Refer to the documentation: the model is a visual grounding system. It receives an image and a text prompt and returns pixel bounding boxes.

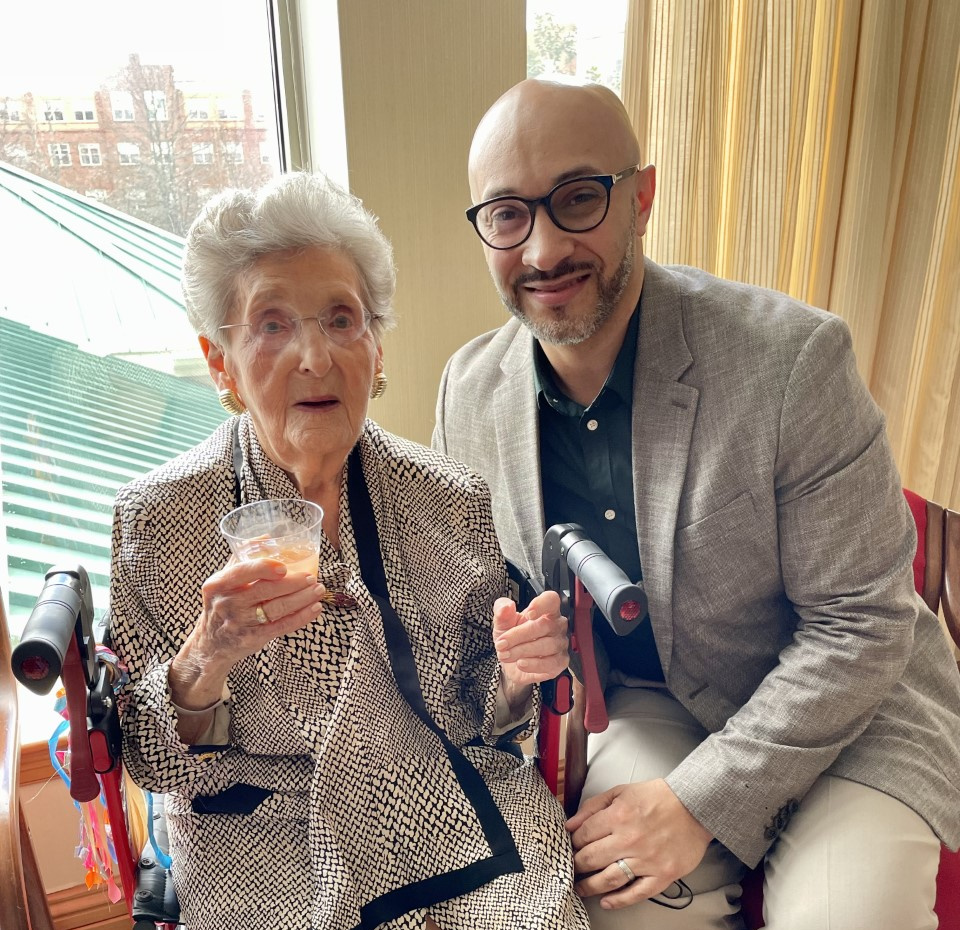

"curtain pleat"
[622,0,960,508]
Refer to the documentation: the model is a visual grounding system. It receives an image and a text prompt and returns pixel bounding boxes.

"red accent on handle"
[89,728,114,773]
[61,636,100,802]
[573,577,608,733]
[19,656,50,680]
[101,767,138,917]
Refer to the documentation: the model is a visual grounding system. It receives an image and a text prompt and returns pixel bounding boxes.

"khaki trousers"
[580,686,940,930]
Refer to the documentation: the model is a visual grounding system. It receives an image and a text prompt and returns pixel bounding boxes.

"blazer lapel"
[492,327,546,580]
[632,261,699,678]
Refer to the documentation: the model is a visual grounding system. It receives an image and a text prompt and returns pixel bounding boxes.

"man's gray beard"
[498,226,636,346]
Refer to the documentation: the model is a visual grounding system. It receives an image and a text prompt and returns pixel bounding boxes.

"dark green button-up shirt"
[534,303,664,681]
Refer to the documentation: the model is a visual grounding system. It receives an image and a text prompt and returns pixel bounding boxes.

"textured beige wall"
[337,0,526,446]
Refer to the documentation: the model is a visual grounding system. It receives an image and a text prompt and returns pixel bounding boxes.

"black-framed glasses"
[465,165,640,250]
[217,305,373,352]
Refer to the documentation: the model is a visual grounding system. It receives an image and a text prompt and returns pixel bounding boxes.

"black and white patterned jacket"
[109,416,587,930]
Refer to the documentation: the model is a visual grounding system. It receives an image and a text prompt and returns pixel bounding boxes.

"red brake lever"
[572,576,608,733]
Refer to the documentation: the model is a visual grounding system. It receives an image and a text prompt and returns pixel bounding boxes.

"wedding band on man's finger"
[255,604,269,624]
[615,858,637,884]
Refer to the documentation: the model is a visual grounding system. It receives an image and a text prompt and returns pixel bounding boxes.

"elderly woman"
[108,172,589,930]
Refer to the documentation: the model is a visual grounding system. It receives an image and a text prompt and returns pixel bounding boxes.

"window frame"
[223,140,244,164]
[110,90,134,121]
[47,142,71,166]
[42,99,65,121]
[192,141,214,165]
[73,100,96,121]
[143,89,168,121]
[78,142,102,166]
[116,141,141,165]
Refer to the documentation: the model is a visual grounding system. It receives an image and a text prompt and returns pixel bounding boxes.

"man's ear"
[199,335,236,392]
[635,164,656,238]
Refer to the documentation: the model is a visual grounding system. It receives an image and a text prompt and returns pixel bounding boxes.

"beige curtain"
[621,0,960,510]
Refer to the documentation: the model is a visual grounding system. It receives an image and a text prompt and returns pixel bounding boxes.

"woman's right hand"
[168,559,325,713]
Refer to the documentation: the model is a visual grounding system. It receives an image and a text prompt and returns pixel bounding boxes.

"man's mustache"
[513,261,595,288]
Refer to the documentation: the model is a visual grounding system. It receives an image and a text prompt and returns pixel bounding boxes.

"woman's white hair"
[182,172,397,340]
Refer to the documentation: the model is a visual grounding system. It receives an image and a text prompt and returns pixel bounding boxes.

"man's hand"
[566,778,713,910]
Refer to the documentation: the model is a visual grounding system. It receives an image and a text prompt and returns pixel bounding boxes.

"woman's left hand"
[493,590,569,697]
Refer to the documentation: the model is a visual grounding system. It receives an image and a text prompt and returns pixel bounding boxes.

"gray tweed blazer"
[433,258,960,866]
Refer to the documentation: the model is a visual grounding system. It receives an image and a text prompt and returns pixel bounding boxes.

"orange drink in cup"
[238,538,321,577]
[219,499,324,580]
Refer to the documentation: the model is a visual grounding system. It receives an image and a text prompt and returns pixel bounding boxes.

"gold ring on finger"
[255,604,269,624]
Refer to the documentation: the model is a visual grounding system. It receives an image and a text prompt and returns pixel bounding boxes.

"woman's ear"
[199,335,235,392]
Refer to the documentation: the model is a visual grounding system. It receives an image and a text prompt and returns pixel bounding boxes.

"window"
[260,141,273,164]
[78,143,101,166]
[2,0,287,754]
[111,90,134,121]
[223,141,244,164]
[152,141,174,165]
[48,142,70,166]
[143,90,167,121]
[217,96,243,119]
[117,141,140,165]
[73,100,96,121]
[42,100,65,121]
[0,100,21,121]
[526,0,627,94]
[187,97,210,120]
[192,142,214,164]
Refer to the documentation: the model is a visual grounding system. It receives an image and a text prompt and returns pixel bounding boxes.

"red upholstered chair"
[942,505,960,672]
[931,500,960,929]
[903,487,945,614]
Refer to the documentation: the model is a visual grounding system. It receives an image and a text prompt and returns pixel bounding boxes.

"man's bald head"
[468,79,641,201]
[465,79,655,353]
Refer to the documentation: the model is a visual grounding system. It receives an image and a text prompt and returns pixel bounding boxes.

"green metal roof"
[0,160,203,371]
[0,162,227,636]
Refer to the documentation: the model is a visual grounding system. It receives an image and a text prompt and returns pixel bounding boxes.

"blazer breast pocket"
[675,492,758,553]
[673,491,779,617]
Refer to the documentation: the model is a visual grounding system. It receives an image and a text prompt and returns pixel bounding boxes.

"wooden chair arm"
[1,595,54,930]
[1,598,31,930]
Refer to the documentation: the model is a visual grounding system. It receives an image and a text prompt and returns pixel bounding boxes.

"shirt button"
[586,419,599,431]
[604,509,616,520]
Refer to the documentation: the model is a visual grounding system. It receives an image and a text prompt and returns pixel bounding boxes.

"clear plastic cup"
[219,498,324,578]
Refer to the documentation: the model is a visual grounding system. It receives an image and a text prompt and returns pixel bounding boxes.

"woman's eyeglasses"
[218,306,373,351]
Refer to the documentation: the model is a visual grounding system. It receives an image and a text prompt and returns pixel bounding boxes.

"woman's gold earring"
[370,371,388,400]
[218,388,246,415]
